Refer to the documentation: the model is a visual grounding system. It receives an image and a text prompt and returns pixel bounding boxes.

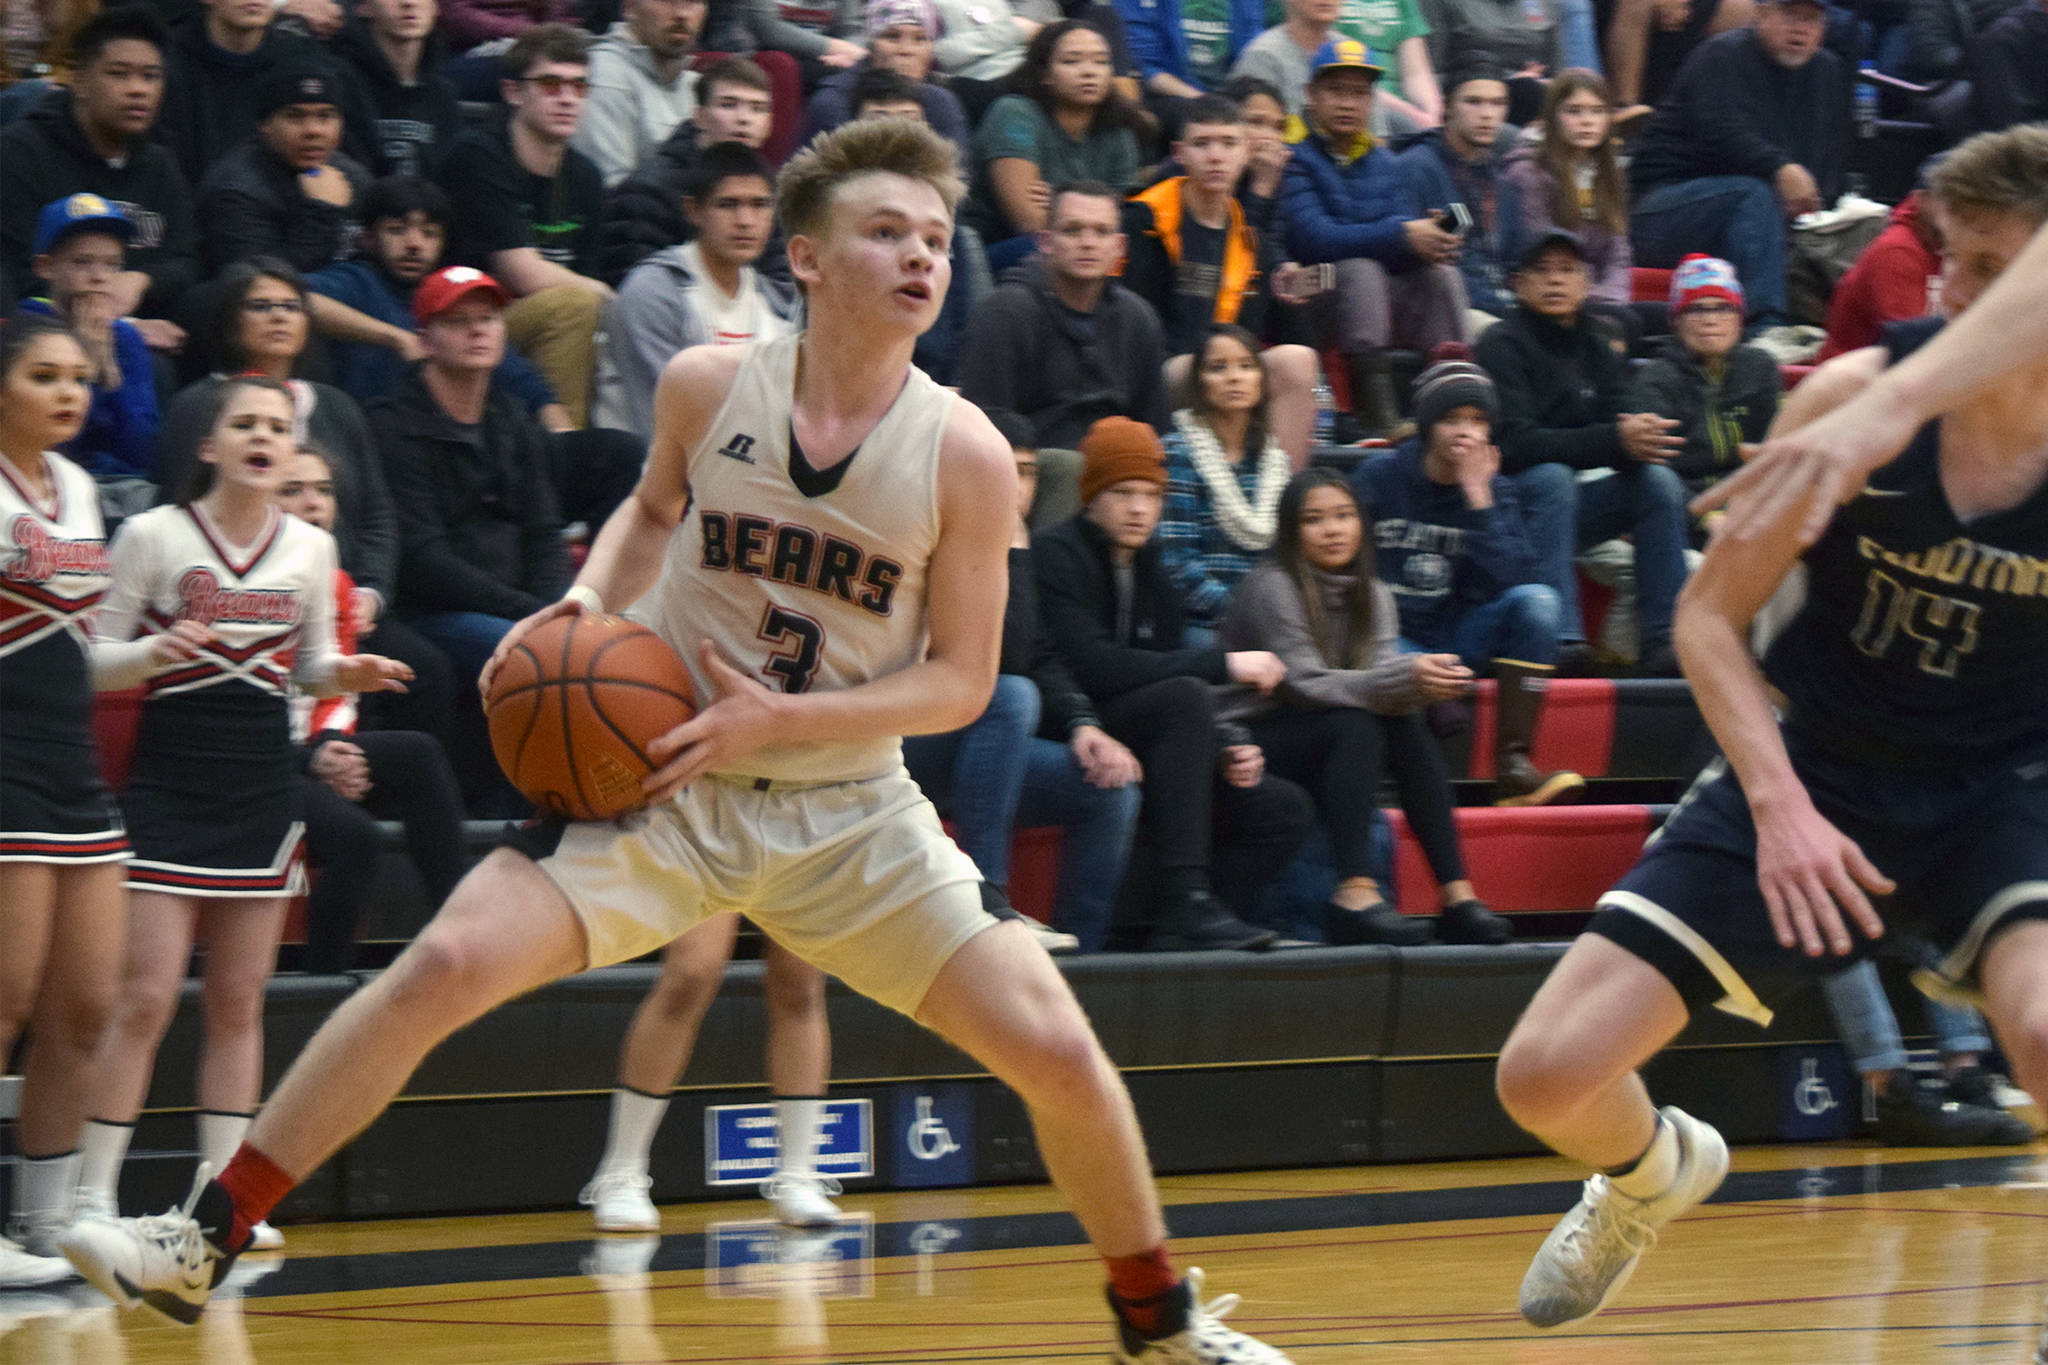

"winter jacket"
[438,0,576,49]
[16,298,157,483]
[1120,177,1276,355]
[329,19,462,178]
[1213,562,1422,723]
[955,257,1170,450]
[1497,142,1633,306]
[0,89,198,315]
[1279,125,1425,269]
[1629,28,1851,205]
[596,122,794,287]
[801,63,971,152]
[1396,128,1510,316]
[572,22,700,187]
[1420,0,1561,77]
[301,258,562,413]
[1816,191,1940,363]
[1002,546,1100,737]
[1349,439,1543,651]
[1626,337,1781,495]
[598,244,802,439]
[1031,512,1230,705]
[1901,0,2018,82]
[157,376,399,600]
[1115,0,1264,90]
[1473,304,1630,474]
[370,367,572,619]
[157,15,332,188]
[196,138,370,277]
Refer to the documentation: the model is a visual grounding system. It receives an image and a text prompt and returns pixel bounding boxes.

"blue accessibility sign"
[890,1084,974,1188]
[704,1099,873,1187]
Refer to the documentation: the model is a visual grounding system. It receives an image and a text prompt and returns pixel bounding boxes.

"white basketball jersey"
[0,452,109,659]
[97,504,338,698]
[645,335,951,783]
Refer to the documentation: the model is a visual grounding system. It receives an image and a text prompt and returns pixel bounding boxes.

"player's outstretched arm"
[1699,219,2048,542]
[639,399,1018,799]
[481,346,743,693]
[1679,385,1896,960]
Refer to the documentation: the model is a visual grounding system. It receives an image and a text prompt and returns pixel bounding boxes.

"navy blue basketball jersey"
[1764,320,2048,770]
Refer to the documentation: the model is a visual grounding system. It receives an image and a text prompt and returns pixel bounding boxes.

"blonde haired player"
[60,120,1296,1364]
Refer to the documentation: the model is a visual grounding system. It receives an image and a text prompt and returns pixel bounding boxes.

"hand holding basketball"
[479,595,586,696]
[641,641,781,803]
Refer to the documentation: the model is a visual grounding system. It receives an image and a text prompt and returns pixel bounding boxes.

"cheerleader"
[0,313,157,1285]
[73,376,409,1248]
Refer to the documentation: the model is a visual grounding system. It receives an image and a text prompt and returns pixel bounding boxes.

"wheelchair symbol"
[907,1095,961,1161]
[1795,1058,1838,1117]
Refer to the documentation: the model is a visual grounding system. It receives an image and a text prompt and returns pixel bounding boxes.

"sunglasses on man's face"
[520,74,590,97]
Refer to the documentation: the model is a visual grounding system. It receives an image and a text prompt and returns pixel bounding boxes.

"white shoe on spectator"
[1750,324,1826,365]
[1025,918,1081,954]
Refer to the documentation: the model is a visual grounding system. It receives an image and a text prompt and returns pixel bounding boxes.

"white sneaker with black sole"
[580,1169,659,1233]
[57,1165,224,1325]
[1519,1106,1729,1328]
[762,1173,843,1228]
[1112,1269,1293,1363]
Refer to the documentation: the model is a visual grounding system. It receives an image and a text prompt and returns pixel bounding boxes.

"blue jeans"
[1404,582,1563,668]
[405,610,518,685]
[903,674,1143,952]
[1822,959,1996,1074]
[1511,464,1691,646]
[1557,0,1604,72]
[1631,176,1789,326]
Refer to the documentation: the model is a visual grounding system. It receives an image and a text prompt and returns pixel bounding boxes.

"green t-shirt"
[974,94,1141,235]
[1180,0,1237,87]
[1261,0,1428,98]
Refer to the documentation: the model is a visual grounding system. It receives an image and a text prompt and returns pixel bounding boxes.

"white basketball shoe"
[763,1173,843,1228]
[580,1169,659,1233]
[1112,1269,1294,1363]
[58,1166,225,1325]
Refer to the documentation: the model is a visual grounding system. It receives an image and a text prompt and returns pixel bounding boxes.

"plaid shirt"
[1157,428,1270,630]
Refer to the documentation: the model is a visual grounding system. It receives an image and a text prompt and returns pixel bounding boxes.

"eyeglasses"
[242,299,305,316]
[519,74,590,96]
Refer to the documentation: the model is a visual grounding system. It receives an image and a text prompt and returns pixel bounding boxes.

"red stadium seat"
[1631,267,1673,303]
[1462,678,1617,780]
[1388,803,1656,914]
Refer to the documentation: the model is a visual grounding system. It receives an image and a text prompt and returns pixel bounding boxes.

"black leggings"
[300,729,472,974]
[1248,707,1466,890]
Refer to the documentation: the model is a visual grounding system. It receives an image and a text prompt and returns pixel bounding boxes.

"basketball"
[484,613,697,822]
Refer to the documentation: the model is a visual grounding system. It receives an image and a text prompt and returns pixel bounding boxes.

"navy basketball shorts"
[1589,731,2048,1026]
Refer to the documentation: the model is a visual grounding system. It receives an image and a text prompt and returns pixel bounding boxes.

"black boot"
[1438,897,1513,945]
[1148,889,1277,951]
[1322,900,1431,946]
[1344,350,1415,442]
[1493,661,1585,807]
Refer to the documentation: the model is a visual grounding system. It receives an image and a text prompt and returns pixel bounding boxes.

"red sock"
[214,1144,295,1252]
[1105,1246,1180,1337]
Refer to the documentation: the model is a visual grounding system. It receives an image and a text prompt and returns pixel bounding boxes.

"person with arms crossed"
[59,118,1299,1365]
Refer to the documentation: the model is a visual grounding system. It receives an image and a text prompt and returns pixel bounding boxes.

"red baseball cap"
[413,266,510,325]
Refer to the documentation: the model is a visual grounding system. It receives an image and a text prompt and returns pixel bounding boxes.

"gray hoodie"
[572,22,700,187]
[596,243,803,439]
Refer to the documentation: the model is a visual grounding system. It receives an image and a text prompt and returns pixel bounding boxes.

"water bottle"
[1854,65,1880,142]
[1312,380,1336,445]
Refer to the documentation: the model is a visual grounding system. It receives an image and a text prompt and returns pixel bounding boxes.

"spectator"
[1500,69,1635,310]
[1119,0,1263,105]
[1974,0,2047,130]
[440,0,574,50]
[1606,0,1754,117]
[20,197,159,494]
[1221,73,1291,233]
[439,24,611,427]
[1627,0,1850,339]
[738,0,866,84]
[902,409,1144,952]
[1218,467,1514,942]
[931,0,1034,96]
[957,182,1170,449]
[1351,355,1585,805]
[803,0,971,149]
[971,19,1144,249]
[1421,0,1565,124]
[1280,39,1467,437]
[598,142,799,439]
[158,0,331,188]
[1898,0,2014,84]
[331,0,462,178]
[1228,0,1339,116]
[1156,324,1295,637]
[0,7,198,342]
[1033,416,1313,949]
[574,0,707,187]
[598,56,779,286]
[1476,228,1689,674]
[0,0,90,120]
[1815,188,1939,362]
[278,446,471,974]
[370,266,572,810]
[1397,64,1513,323]
[196,57,370,277]
[304,175,570,427]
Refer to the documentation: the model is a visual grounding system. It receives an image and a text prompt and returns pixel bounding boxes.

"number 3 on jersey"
[758,604,825,693]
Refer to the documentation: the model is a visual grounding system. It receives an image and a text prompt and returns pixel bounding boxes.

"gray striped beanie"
[1413,360,1497,438]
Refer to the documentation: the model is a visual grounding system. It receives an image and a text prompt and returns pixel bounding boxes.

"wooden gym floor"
[4,1143,2043,1364]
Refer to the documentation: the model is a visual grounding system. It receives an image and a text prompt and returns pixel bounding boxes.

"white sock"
[1608,1115,1680,1200]
[598,1089,669,1177]
[17,1151,80,1223]
[77,1120,134,1203]
[775,1097,826,1182]
[197,1110,254,1177]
